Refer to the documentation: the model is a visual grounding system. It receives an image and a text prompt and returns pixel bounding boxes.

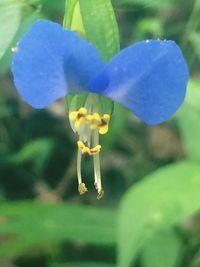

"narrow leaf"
[63,0,78,29]
[0,202,116,258]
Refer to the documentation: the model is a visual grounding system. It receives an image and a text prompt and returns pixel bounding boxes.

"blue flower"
[11,20,189,198]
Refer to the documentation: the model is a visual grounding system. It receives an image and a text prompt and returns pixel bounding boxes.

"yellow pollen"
[69,111,78,121]
[93,113,101,122]
[98,114,110,135]
[78,183,88,195]
[102,114,110,121]
[99,125,109,135]
[77,141,101,156]
[69,108,88,128]
[79,107,87,113]
[89,113,110,134]
[86,114,94,122]
[69,107,110,134]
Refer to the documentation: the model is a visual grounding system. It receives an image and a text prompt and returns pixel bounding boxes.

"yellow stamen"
[90,145,101,155]
[90,113,110,134]
[93,113,101,122]
[86,114,94,122]
[69,111,78,121]
[99,125,109,135]
[102,114,110,121]
[69,108,88,128]
[97,189,104,200]
[98,114,110,135]
[78,183,88,195]
[69,105,111,199]
[79,107,87,114]
[77,141,101,156]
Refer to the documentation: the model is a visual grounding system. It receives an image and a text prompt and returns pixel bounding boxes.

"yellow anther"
[99,125,109,135]
[77,140,85,149]
[98,113,110,135]
[70,109,110,134]
[82,146,91,154]
[78,183,88,195]
[69,107,88,128]
[86,114,94,122]
[102,114,110,121]
[77,141,101,156]
[90,145,101,155]
[93,113,101,122]
[69,111,78,121]
[77,141,91,154]
[78,107,87,114]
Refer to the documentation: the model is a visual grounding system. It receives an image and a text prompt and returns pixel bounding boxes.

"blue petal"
[90,40,189,125]
[12,20,104,108]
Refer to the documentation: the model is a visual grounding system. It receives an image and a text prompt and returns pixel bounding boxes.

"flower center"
[68,94,111,199]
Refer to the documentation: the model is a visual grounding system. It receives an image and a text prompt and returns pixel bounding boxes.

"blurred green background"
[0,0,200,266]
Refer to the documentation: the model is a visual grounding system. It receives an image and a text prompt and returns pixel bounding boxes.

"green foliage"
[50,264,115,267]
[64,0,120,62]
[63,0,78,29]
[118,161,200,267]
[141,228,183,267]
[177,80,200,161]
[0,202,116,258]
[0,9,41,74]
[0,0,21,59]
[113,0,174,8]
[79,0,120,62]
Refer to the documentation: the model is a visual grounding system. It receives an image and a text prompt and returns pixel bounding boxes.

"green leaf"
[63,0,85,43]
[64,0,120,61]
[188,32,200,60]
[50,263,115,267]
[118,161,200,267]
[79,0,120,62]
[113,0,173,8]
[0,1,22,59]
[184,80,200,113]
[63,0,78,29]
[70,2,85,37]
[177,104,200,161]
[177,80,200,161]
[0,202,117,259]
[0,9,41,74]
[141,228,183,267]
